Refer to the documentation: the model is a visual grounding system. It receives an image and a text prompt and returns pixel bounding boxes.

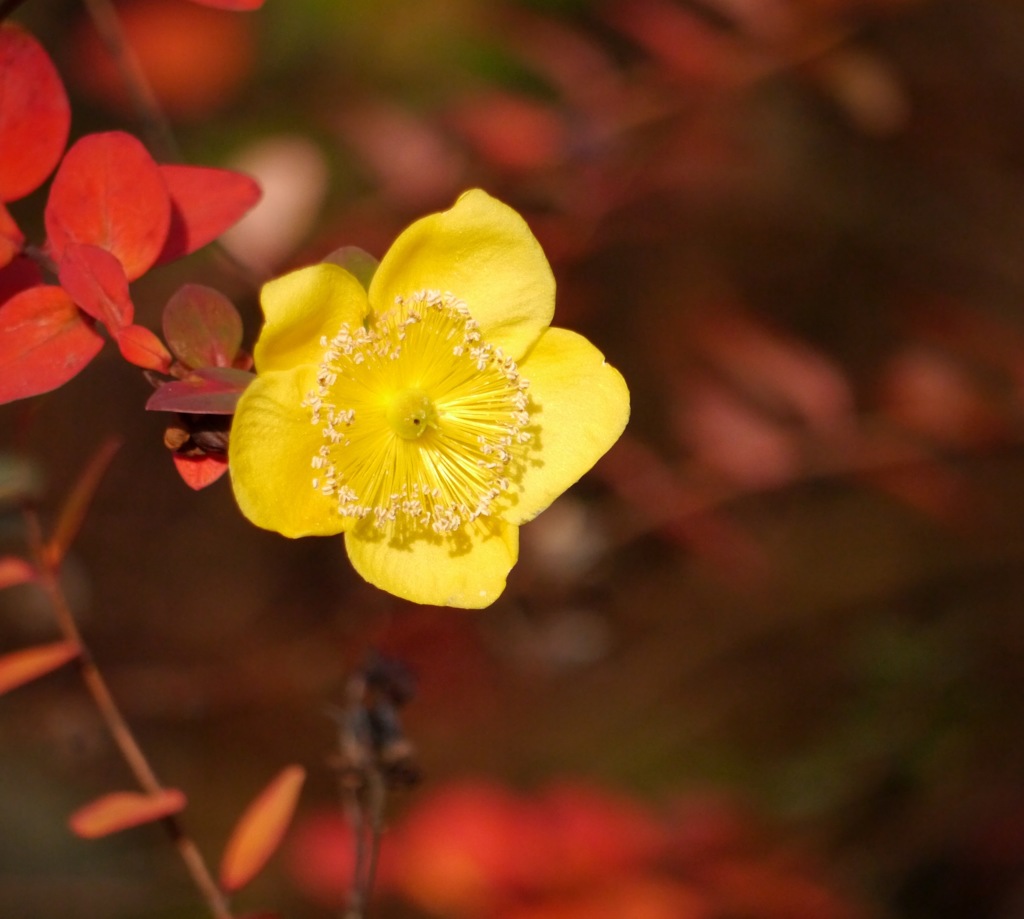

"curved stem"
[23,507,235,919]
[0,0,32,23]
[81,0,180,163]
[80,0,267,292]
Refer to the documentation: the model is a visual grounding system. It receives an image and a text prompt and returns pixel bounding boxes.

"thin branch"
[333,657,417,919]
[340,767,388,919]
[340,776,369,919]
[22,506,235,919]
[79,0,269,294]
[0,0,32,23]
[361,769,387,915]
[80,0,180,163]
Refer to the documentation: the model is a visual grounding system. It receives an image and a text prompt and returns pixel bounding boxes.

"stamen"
[306,291,532,536]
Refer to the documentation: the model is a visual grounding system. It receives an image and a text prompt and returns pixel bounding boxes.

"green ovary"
[386,389,438,440]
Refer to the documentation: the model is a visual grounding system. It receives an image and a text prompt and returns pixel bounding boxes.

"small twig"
[81,0,268,295]
[340,775,369,919]
[81,0,180,163]
[22,245,57,278]
[336,674,375,919]
[332,656,419,919]
[22,506,235,919]
[340,766,387,919]
[0,0,32,22]
[362,769,387,911]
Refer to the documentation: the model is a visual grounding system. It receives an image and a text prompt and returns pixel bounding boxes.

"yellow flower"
[228,190,629,608]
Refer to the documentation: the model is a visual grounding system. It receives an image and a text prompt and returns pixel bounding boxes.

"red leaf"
[162,284,244,369]
[45,132,171,281]
[117,324,172,372]
[158,164,261,264]
[286,814,357,906]
[146,367,253,414]
[57,243,134,331]
[0,202,24,269]
[449,93,566,172]
[0,255,43,305]
[0,640,79,696]
[0,286,104,404]
[69,789,187,839]
[172,453,229,490]
[0,556,35,590]
[0,25,70,201]
[220,765,306,893]
[186,0,265,9]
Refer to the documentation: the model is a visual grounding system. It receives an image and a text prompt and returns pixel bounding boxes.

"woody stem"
[80,0,180,162]
[23,507,235,919]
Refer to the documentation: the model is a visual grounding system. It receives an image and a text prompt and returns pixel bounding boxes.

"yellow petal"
[229,365,350,537]
[503,327,630,526]
[255,264,369,373]
[344,517,519,608]
[369,189,554,360]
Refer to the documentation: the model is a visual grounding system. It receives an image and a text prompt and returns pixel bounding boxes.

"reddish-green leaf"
[157,165,261,264]
[322,246,379,291]
[147,367,253,414]
[0,641,79,696]
[0,255,43,305]
[45,132,171,281]
[69,789,187,839]
[57,243,134,331]
[117,324,173,372]
[0,556,34,590]
[0,286,104,404]
[0,203,24,269]
[0,25,70,202]
[187,0,265,9]
[220,765,306,893]
[173,453,229,490]
[162,284,244,369]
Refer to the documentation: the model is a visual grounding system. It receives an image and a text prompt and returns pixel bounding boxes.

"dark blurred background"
[5,0,1024,917]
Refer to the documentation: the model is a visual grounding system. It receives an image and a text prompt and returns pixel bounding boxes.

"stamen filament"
[305,291,531,536]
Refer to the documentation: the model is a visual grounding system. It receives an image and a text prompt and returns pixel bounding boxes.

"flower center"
[304,290,532,536]
[386,389,437,440]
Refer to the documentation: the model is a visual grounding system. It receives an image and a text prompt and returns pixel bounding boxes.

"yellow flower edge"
[369,188,555,361]
[255,263,369,374]
[228,190,630,608]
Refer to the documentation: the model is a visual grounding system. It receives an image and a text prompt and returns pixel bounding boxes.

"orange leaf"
[173,453,229,490]
[0,285,104,404]
[45,131,171,281]
[0,555,34,589]
[0,24,71,201]
[0,640,79,696]
[117,323,173,372]
[158,164,261,264]
[57,243,134,331]
[69,788,187,839]
[220,765,306,893]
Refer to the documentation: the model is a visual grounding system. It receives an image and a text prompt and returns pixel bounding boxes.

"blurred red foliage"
[70,0,256,120]
[288,780,868,919]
